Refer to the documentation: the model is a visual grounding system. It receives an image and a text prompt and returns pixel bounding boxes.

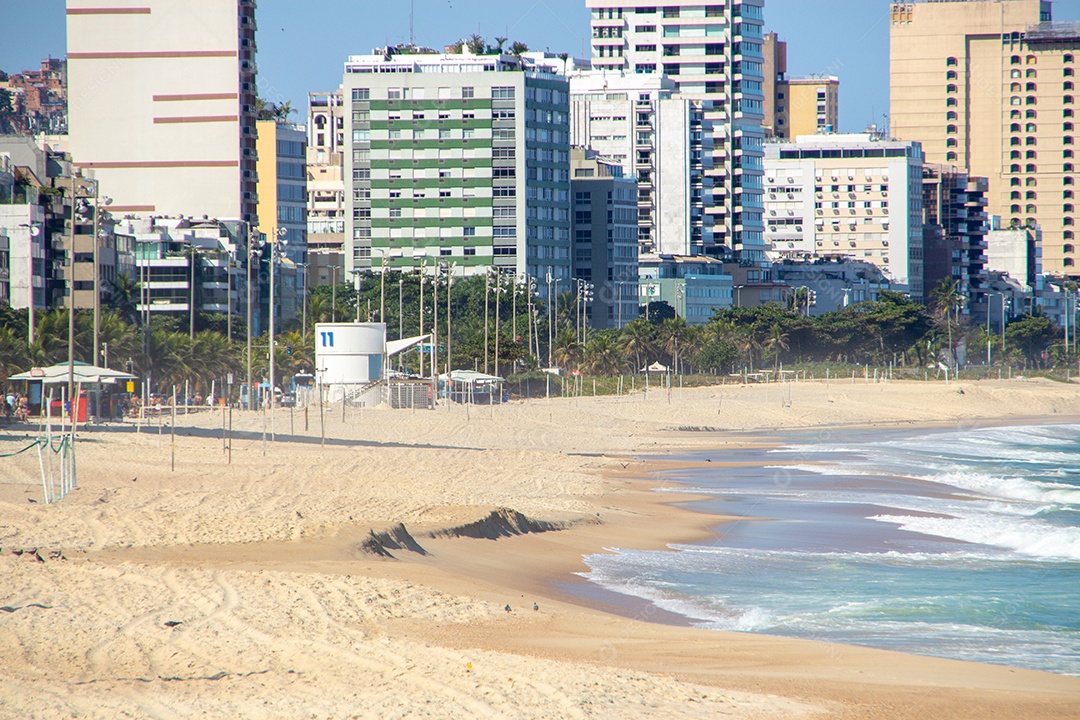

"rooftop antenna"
[410,0,415,46]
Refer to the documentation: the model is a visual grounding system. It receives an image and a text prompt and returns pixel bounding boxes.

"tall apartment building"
[922,165,989,315]
[890,0,1079,276]
[307,90,347,255]
[570,149,639,328]
[569,71,712,255]
[763,33,840,139]
[255,120,307,263]
[66,0,258,223]
[587,0,767,260]
[343,51,572,287]
[763,133,926,300]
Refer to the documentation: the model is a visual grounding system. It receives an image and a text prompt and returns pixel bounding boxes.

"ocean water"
[581,422,1080,675]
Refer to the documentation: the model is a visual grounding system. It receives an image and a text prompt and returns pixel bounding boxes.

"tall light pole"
[246,225,260,411]
[493,274,502,378]
[268,227,287,439]
[186,241,199,340]
[350,268,363,322]
[398,276,404,339]
[18,222,40,347]
[987,292,994,367]
[446,262,455,374]
[226,249,234,343]
[380,253,387,323]
[327,264,341,322]
[484,268,491,375]
[67,176,77,419]
[91,184,111,368]
[546,268,553,368]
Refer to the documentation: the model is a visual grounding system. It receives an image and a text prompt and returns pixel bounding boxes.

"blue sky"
[4,1,1080,132]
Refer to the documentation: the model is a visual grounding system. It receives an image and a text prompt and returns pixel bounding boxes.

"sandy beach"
[2,376,1079,718]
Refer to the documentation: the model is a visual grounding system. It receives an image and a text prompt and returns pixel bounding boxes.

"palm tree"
[551,327,583,370]
[107,273,141,326]
[620,318,655,372]
[657,317,690,374]
[930,278,964,367]
[763,323,790,371]
[583,333,625,376]
[734,327,759,373]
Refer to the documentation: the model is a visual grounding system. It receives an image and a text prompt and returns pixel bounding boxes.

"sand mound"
[428,507,583,541]
[359,522,428,558]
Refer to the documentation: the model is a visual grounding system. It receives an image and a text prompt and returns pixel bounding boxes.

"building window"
[1065,204,1075,213]
[1026,136,1037,146]
[1026,82,1037,92]
[1067,164,1076,173]
[947,124,958,134]
[946,84,958,93]
[946,151,958,162]
[1068,82,1076,91]
[1027,191,1037,200]
[1011,55,1021,65]
[1026,164,1037,173]
[1066,96,1076,105]
[947,111,958,120]
[1067,55,1075,64]
[1027,56,1037,65]
[947,57,958,67]
[1067,258,1076,267]
[1011,191,1021,200]
[947,70,958,80]
[1026,96,1037,105]
[1011,82,1022,93]
[947,138,958,147]
[949,97,960,107]
[462,86,474,98]
[1027,150,1037,159]
[1026,122,1037,132]
[1011,123,1021,132]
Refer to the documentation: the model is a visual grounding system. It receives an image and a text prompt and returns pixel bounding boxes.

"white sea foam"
[869,513,1080,561]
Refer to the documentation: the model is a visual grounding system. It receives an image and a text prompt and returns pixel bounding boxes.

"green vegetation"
[0,275,1072,399]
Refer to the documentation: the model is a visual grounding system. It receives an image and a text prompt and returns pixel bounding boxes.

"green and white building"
[343,51,573,289]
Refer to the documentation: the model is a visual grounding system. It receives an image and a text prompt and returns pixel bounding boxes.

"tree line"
[0,273,1067,397]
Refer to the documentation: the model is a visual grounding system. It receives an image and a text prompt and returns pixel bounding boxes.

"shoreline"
[3,379,1080,718]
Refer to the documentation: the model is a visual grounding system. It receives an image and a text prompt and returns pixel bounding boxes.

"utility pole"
[246,225,258,411]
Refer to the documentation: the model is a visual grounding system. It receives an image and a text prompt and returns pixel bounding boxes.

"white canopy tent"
[10,361,137,385]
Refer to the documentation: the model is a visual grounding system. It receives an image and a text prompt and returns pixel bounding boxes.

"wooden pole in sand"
[228,401,232,465]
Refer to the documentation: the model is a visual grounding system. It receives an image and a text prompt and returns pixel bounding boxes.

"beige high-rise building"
[763,32,840,140]
[66,0,258,223]
[890,0,1080,275]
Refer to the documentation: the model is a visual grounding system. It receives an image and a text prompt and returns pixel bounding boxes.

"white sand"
[0,377,1078,718]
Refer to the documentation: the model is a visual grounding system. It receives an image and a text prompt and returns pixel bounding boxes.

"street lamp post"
[987,293,995,367]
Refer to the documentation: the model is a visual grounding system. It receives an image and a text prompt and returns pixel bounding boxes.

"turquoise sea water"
[581,422,1080,675]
